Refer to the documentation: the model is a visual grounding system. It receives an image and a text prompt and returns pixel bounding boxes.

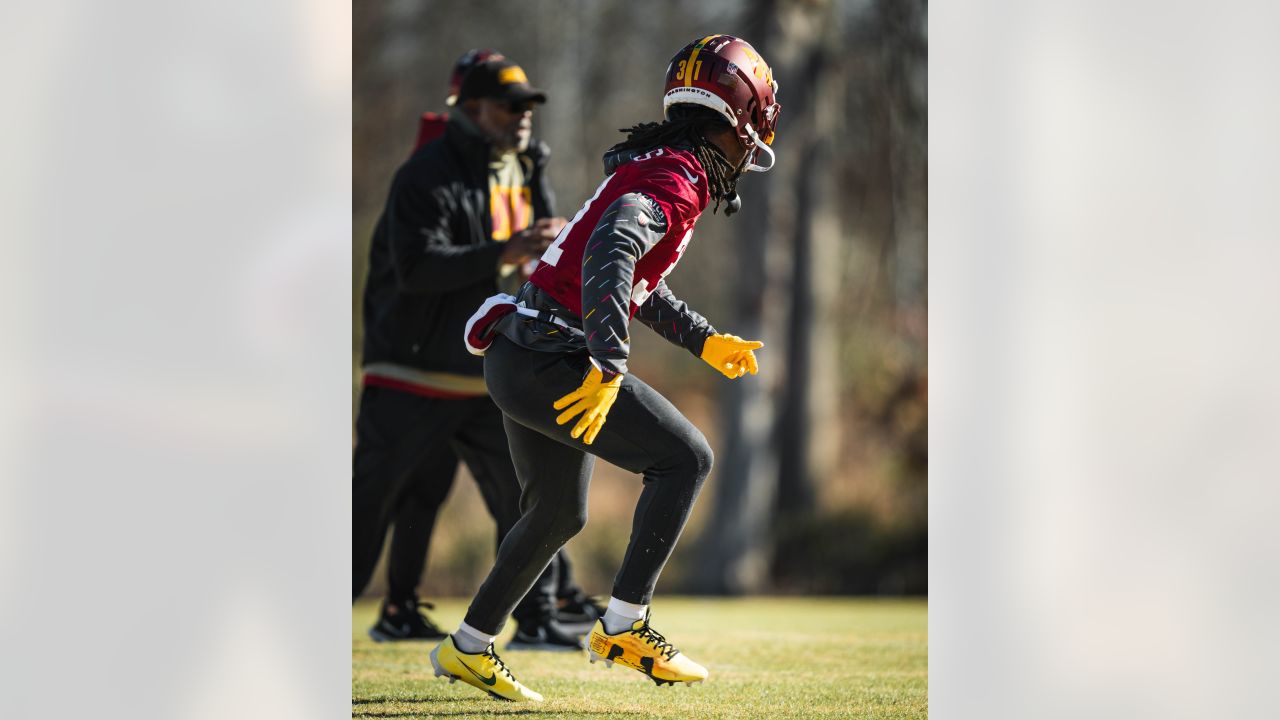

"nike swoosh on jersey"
[680,166,698,184]
[458,659,498,686]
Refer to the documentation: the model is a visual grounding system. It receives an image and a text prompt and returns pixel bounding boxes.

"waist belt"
[515,282,583,330]
[513,304,573,329]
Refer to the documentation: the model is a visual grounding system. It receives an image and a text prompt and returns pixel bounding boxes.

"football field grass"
[353,596,927,719]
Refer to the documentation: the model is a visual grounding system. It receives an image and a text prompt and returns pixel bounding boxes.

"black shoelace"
[628,613,678,660]
[482,644,517,681]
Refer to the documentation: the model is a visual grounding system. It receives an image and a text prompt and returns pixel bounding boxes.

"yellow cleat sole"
[587,647,706,686]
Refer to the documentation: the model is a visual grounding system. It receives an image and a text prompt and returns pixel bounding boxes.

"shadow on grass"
[352,698,645,718]
[353,710,641,718]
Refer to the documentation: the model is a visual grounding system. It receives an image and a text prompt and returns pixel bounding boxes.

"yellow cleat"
[587,614,708,687]
[429,636,544,702]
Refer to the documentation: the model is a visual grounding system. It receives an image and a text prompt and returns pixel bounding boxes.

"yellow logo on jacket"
[491,185,532,241]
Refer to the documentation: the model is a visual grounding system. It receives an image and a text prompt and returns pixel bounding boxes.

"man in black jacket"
[353,57,590,650]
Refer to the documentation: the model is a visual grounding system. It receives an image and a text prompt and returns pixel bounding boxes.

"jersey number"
[540,174,617,267]
[632,147,664,162]
[631,227,693,305]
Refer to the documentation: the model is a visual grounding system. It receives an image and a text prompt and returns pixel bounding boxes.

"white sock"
[453,621,496,654]
[602,597,647,634]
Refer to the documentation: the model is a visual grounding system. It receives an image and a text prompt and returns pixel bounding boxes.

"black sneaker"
[555,591,606,634]
[367,598,448,642]
[505,616,584,652]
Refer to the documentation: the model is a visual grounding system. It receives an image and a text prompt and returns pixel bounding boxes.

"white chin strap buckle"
[743,124,776,173]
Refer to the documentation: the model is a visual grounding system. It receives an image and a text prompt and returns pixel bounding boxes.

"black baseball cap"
[456,58,547,105]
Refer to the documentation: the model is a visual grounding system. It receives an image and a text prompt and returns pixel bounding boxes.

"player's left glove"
[700,333,763,379]
[553,366,624,445]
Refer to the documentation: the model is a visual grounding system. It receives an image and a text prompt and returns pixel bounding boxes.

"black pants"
[385,453,582,601]
[351,385,561,621]
[385,443,457,603]
[463,337,713,633]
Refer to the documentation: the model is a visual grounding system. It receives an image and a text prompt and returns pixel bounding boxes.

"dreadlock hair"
[609,104,742,214]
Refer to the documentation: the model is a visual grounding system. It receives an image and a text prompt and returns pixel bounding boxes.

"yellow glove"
[700,333,764,379]
[552,366,624,445]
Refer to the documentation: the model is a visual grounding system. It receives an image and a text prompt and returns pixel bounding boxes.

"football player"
[431,35,781,702]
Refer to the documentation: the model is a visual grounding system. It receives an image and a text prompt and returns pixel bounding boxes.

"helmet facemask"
[742,124,776,173]
[742,97,780,173]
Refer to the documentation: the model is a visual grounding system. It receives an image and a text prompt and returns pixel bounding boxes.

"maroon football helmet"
[662,35,781,171]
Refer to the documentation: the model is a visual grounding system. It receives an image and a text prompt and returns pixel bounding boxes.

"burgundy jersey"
[530,146,709,317]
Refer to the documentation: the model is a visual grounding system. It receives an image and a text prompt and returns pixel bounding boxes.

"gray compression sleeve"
[634,280,717,358]
[580,192,669,378]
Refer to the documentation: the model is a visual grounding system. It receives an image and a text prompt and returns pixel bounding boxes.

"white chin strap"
[743,124,776,173]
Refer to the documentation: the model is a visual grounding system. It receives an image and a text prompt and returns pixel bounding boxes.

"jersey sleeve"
[579,192,669,378]
[633,279,717,357]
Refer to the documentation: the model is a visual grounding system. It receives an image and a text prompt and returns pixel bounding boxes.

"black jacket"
[361,118,555,375]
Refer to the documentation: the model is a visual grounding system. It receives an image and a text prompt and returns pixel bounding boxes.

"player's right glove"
[700,333,764,379]
[553,366,624,445]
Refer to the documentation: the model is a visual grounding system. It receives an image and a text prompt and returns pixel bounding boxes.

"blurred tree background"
[354,0,926,597]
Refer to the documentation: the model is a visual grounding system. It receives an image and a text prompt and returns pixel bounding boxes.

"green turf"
[352,596,927,719]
